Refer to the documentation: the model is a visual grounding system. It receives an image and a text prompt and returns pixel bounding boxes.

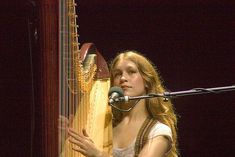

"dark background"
[0,0,235,157]
[78,1,235,155]
[78,2,235,155]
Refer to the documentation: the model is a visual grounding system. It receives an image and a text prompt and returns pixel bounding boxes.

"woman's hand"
[58,115,74,139]
[68,128,103,157]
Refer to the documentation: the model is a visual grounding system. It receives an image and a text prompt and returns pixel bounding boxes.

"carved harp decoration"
[59,0,112,156]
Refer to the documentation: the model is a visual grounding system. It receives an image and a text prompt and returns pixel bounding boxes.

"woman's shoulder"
[148,121,172,141]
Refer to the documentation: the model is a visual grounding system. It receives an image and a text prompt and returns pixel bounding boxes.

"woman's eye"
[129,70,136,74]
[114,73,121,77]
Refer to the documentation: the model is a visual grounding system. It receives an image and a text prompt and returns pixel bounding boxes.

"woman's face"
[112,59,146,97]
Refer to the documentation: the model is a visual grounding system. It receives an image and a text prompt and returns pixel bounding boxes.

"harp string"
[59,1,112,157]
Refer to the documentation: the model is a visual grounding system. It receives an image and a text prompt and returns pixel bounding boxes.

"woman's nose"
[120,74,127,82]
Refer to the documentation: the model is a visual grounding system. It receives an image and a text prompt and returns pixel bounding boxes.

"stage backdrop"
[78,1,235,156]
[0,1,234,157]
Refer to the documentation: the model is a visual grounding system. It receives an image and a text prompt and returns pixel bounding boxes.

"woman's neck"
[121,99,149,123]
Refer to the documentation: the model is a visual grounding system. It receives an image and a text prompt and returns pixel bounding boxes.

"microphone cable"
[109,99,140,112]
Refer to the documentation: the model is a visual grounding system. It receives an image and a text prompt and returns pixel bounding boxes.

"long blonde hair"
[110,50,178,157]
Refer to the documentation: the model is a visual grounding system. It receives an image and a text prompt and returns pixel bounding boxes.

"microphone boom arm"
[117,85,235,102]
[161,85,235,98]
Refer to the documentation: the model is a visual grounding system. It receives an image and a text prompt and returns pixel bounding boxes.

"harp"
[0,0,112,156]
[58,0,113,157]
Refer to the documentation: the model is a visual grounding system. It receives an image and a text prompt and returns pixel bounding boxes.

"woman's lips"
[121,86,131,90]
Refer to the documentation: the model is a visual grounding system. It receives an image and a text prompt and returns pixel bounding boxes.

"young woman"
[68,50,178,157]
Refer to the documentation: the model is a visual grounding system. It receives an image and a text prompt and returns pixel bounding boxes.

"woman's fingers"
[68,128,93,143]
[82,129,89,137]
[58,116,69,129]
[68,128,92,146]
[69,138,88,156]
[68,128,77,136]
[67,128,99,156]
[68,131,88,155]
[72,146,87,156]
[69,137,85,148]
[68,128,83,139]
[82,129,94,143]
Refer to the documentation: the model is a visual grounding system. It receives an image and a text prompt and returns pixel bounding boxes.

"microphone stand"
[124,85,235,101]
[110,85,235,112]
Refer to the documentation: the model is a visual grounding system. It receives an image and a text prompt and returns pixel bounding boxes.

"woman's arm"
[138,135,171,157]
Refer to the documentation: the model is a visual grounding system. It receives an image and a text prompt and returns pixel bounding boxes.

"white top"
[113,121,172,157]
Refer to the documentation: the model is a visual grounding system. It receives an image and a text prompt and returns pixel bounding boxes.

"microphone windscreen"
[108,86,124,97]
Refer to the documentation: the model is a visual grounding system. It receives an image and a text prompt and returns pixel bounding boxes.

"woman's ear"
[145,84,149,93]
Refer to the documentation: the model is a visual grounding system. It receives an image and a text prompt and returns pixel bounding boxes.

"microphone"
[108,86,136,112]
[108,86,164,112]
[108,86,163,104]
[108,86,164,104]
[108,86,125,104]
